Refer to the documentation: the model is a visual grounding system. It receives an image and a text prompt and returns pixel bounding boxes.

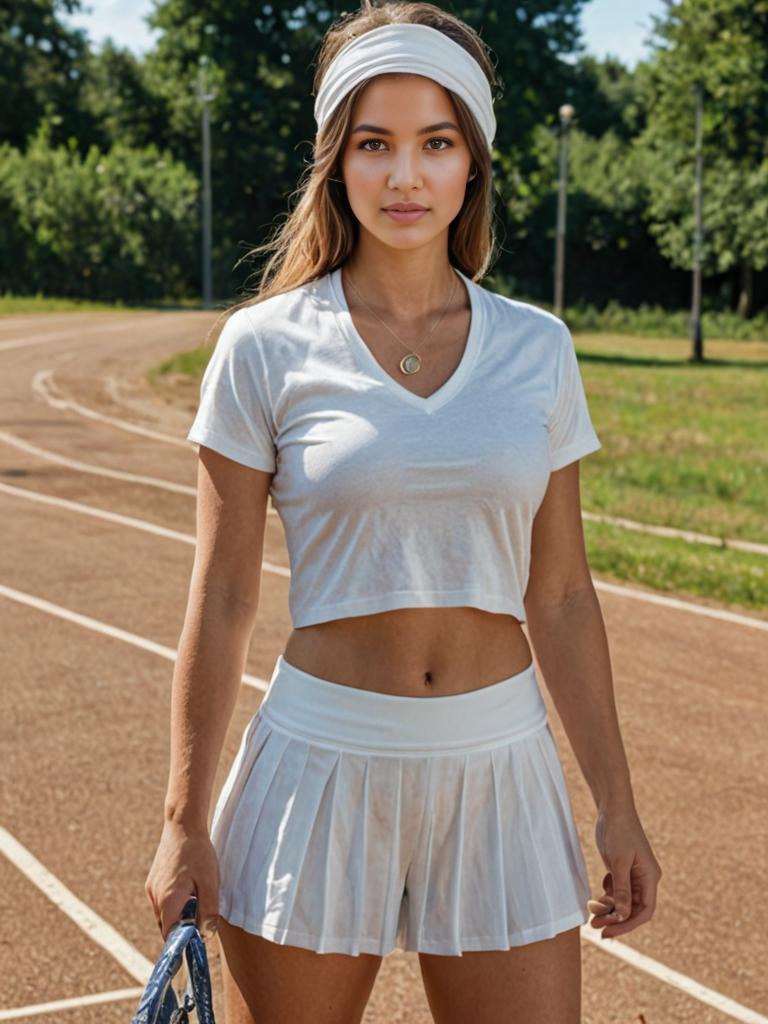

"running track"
[1,310,765,1023]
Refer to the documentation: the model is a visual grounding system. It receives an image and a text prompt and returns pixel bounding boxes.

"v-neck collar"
[329,264,484,415]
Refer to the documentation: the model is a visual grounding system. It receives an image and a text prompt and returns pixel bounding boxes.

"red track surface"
[1,310,765,1023]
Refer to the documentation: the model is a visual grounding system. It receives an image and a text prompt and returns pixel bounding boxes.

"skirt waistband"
[258,654,549,756]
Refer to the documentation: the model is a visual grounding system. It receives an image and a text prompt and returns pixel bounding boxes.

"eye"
[357,137,455,152]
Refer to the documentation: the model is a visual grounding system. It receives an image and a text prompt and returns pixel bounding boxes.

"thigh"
[417,925,582,1024]
[217,915,384,1024]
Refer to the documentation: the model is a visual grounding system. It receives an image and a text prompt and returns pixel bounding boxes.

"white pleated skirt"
[210,653,591,957]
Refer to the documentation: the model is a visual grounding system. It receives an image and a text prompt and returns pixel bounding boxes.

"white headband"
[313,22,496,150]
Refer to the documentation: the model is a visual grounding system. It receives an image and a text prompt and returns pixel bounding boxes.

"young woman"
[145,3,662,1021]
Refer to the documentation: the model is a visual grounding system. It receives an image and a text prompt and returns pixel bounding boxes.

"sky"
[61,0,667,70]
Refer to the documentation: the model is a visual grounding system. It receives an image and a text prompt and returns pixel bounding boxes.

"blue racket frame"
[130,895,216,1024]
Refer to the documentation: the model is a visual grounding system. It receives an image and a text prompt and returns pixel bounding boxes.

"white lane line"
[582,509,768,557]
[581,929,768,1024]
[32,369,189,447]
[0,479,763,630]
[0,582,270,692]
[0,828,154,983]
[1,584,766,1020]
[0,430,280,512]
[0,317,68,329]
[0,481,288,574]
[0,316,173,352]
[0,988,144,1021]
[595,580,768,631]
[0,430,196,495]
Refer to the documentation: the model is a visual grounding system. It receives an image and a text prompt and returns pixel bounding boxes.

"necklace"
[343,266,458,375]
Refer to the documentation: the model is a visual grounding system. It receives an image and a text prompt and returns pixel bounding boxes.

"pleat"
[411,757,436,942]
[351,758,371,944]
[489,745,511,938]
[255,739,321,935]
[219,726,298,912]
[533,725,591,905]
[210,712,267,849]
[379,758,404,949]
[509,732,559,929]
[447,754,469,951]
[212,715,285,885]
[314,749,344,950]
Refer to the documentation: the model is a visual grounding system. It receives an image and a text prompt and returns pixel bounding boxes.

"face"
[338,73,475,251]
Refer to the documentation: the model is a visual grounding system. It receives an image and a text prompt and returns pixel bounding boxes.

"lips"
[384,204,428,211]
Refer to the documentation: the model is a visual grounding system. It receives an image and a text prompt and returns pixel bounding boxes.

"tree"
[634,0,768,317]
[0,0,90,150]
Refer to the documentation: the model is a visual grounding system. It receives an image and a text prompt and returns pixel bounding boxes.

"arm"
[164,445,273,830]
[524,460,662,938]
[523,462,633,814]
[146,444,273,938]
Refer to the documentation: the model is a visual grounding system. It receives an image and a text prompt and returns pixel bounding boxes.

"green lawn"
[574,332,767,617]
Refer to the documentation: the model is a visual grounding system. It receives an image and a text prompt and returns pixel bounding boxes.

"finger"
[588,908,624,928]
[194,887,220,940]
[608,863,633,921]
[587,897,615,917]
[598,877,658,937]
[599,903,655,938]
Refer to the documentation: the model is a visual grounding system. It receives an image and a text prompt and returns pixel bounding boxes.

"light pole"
[553,103,575,317]
[194,57,216,310]
[690,81,704,362]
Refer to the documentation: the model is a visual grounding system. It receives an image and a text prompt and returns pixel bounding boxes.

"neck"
[342,246,462,321]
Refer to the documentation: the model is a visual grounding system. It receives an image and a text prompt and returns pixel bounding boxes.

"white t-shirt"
[186,265,601,627]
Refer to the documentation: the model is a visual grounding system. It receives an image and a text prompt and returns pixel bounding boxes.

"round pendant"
[400,353,421,375]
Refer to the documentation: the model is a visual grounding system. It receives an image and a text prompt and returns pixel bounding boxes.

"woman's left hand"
[588,804,663,939]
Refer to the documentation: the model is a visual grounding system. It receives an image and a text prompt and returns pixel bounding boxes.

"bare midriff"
[282,607,533,698]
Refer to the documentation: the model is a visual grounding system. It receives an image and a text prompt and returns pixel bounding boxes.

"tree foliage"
[0,0,766,315]
[0,116,199,299]
[632,0,768,313]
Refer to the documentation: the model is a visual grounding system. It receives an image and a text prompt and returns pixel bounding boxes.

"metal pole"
[553,104,575,317]
[201,97,212,309]
[195,60,216,310]
[690,82,704,362]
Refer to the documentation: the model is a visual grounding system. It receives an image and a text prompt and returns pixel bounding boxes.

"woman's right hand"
[144,820,220,942]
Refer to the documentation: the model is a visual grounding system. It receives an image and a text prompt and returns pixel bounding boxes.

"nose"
[386,148,423,188]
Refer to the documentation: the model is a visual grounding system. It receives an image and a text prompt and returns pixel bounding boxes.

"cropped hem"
[218,895,397,956]
[291,589,527,628]
[218,898,589,958]
[410,907,590,955]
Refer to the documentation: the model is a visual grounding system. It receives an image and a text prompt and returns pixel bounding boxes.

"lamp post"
[194,57,216,310]
[690,81,704,362]
[553,103,575,317]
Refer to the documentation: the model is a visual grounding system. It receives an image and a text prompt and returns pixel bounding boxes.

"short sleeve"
[548,325,601,471]
[186,307,277,472]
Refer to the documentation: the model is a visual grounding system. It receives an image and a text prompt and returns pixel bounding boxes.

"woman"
[145,3,662,1021]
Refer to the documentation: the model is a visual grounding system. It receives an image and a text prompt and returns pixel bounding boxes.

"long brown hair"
[209,0,503,342]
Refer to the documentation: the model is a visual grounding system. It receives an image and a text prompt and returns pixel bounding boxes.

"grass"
[573,332,767,616]
[0,293,207,313]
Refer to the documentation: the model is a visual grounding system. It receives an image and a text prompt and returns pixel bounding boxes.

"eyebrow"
[350,120,460,136]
